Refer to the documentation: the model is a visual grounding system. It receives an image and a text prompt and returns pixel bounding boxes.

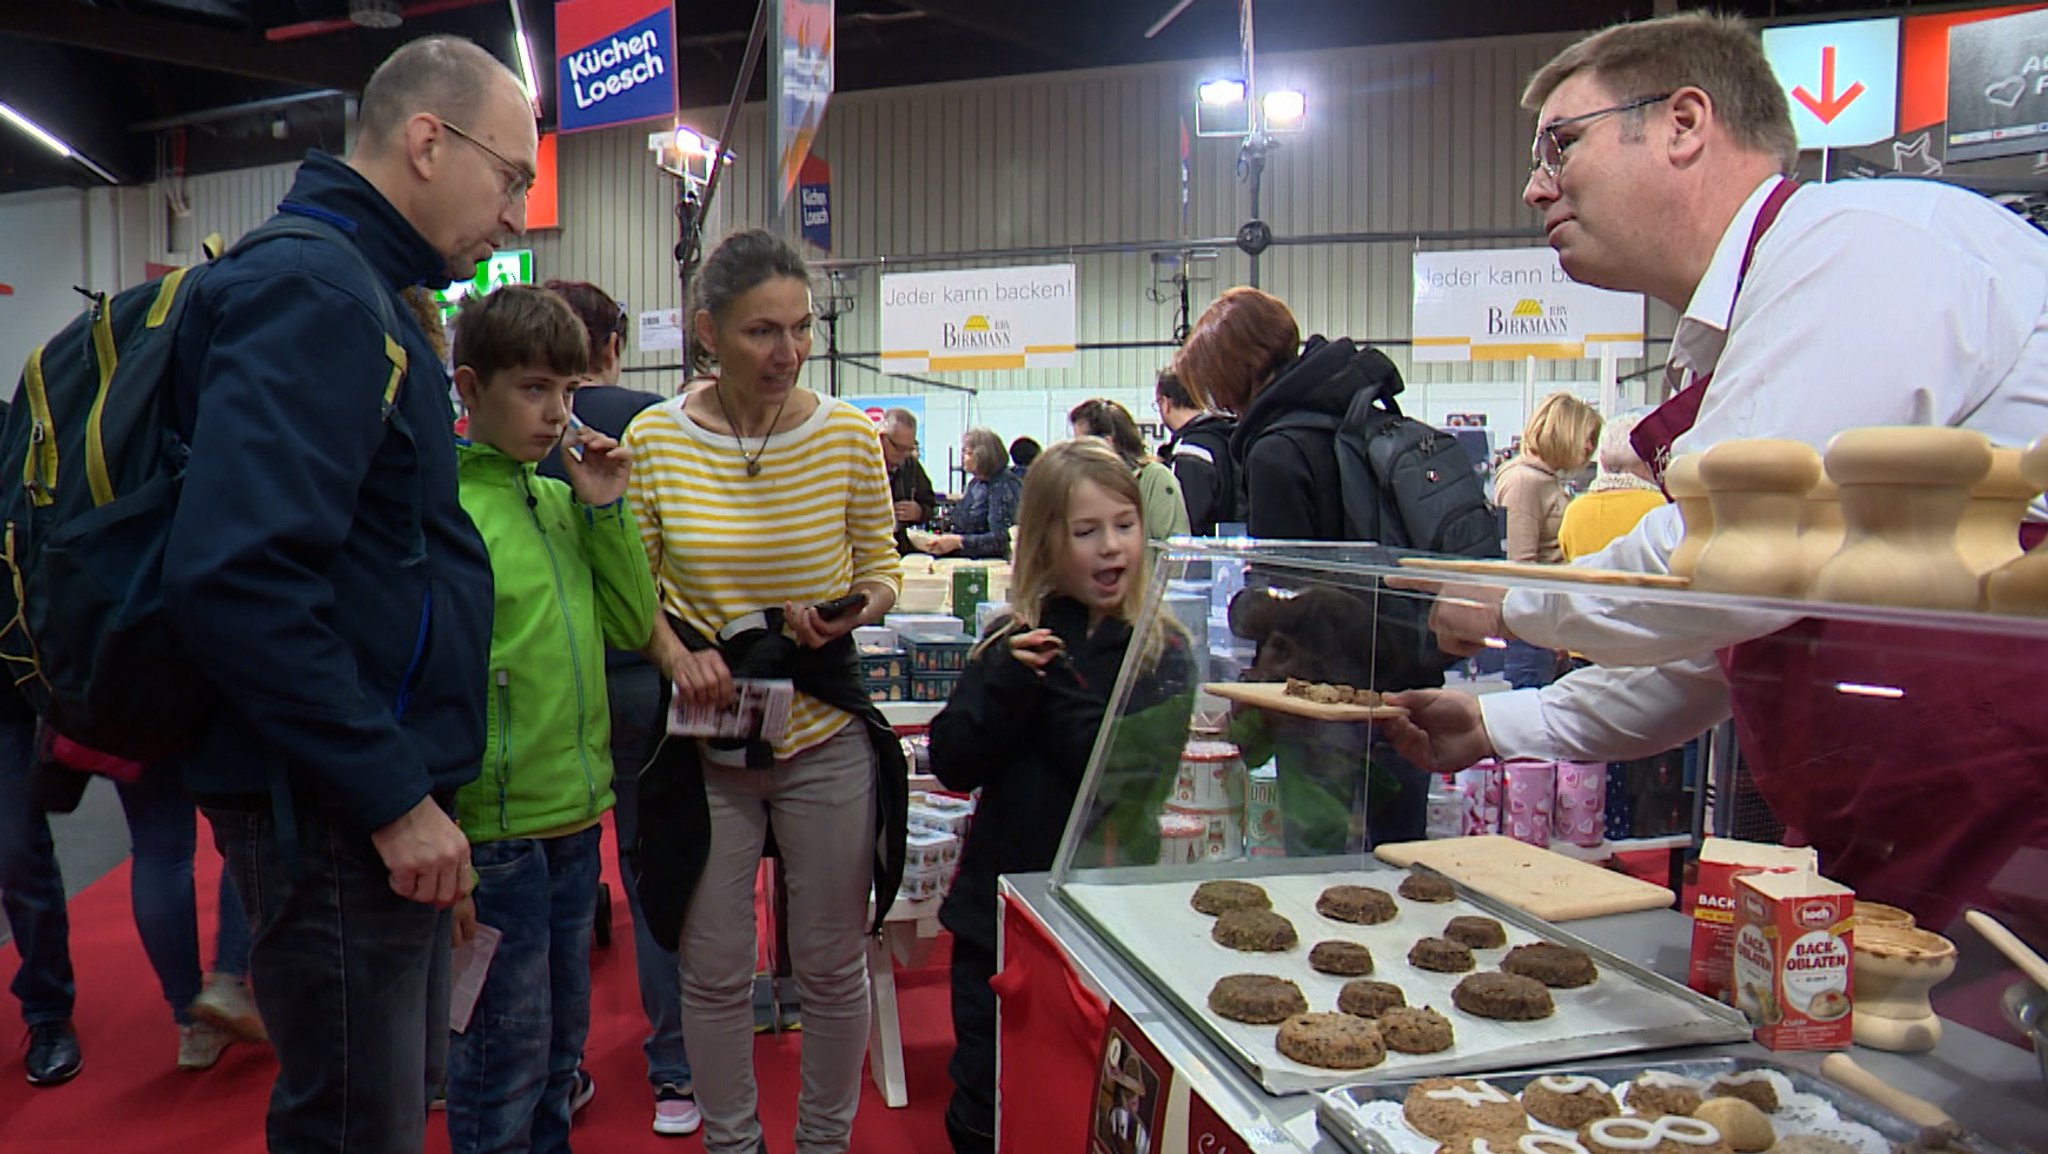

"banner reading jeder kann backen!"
[1412,247,1644,362]
[881,265,1076,373]
[556,0,676,134]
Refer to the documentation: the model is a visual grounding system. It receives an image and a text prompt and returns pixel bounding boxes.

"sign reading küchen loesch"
[880,265,1077,373]
[556,0,677,134]
[1411,247,1644,363]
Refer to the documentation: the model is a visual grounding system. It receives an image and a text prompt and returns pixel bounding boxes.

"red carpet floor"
[0,824,958,1153]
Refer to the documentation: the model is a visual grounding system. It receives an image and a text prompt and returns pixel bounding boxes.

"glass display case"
[1014,537,2048,1151]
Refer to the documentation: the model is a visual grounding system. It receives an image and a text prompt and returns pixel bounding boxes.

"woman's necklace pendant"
[746,459,762,477]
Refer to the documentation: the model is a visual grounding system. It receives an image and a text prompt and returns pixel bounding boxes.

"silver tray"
[1313,1056,2013,1154]
[1054,859,1751,1095]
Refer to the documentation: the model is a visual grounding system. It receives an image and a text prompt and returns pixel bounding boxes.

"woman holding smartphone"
[622,228,907,1154]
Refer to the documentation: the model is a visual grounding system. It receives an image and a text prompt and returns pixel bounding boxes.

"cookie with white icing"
[1578,1115,1730,1154]
[1402,1077,1527,1141]
[1621,1071,1703,1117]
[1520,1074,1619,1130]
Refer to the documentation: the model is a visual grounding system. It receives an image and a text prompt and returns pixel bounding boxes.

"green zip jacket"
[454,442,659,842]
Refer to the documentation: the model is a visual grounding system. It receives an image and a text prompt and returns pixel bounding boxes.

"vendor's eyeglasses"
[1529,93,1672,182]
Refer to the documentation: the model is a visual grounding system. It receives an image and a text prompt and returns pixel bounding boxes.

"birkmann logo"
[1487,297,1571,337]
[942,315,1013,350]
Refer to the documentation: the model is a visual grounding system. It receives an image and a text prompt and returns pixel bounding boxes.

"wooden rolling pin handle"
[1964,909,2048,992]
[1819,1053,1956,1130]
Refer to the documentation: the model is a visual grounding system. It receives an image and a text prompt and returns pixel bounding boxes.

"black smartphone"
[815,592,869,622]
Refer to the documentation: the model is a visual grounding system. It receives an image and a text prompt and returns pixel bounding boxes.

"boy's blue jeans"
[446,824,603,1154]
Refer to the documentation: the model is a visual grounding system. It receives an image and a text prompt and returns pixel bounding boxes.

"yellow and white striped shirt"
[623,393,901,758]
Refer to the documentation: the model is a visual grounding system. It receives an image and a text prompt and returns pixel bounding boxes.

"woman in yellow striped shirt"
[623,229,903,1154]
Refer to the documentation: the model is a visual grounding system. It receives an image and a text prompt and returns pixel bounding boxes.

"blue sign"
[799,156,832,252]
[556,0,677,134]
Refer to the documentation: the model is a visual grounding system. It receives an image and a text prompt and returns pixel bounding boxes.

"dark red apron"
[1630,179,2048,938]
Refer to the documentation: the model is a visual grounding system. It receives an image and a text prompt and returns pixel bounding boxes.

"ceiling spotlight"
[1198,79,1246,107]
[674,127,711,156]
[1263,89,1306,130]
[349,0,403,29]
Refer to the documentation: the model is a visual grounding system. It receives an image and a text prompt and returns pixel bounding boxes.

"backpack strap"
[229,214,408,419]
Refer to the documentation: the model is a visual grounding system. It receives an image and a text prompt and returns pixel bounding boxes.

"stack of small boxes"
[857,626,910,703]
[900,792,974,902]
[903,629,971,702]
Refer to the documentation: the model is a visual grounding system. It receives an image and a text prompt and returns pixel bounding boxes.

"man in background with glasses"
[1389,13,2048,936]
[162,35,533,1152]
[880,408,937,554]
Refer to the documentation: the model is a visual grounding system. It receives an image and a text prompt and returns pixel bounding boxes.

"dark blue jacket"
[163,152,494,834]
[954,471,1021,560]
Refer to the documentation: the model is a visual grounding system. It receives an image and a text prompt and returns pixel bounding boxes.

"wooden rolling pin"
[1819,1053,1956,1131]
[1964,909,2048,992]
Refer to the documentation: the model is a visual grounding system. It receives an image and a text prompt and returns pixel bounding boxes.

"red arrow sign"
[1792,45,1866,124]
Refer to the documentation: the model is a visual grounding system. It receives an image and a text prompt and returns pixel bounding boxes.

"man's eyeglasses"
[884,435,919,454]
[439,117,537,202]
[1529,93,1673,181]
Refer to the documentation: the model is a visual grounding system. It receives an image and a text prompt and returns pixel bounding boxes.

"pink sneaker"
[652,1083,701,1136]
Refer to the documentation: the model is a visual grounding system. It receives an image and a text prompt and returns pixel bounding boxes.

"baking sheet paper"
[1062,871,1741,1094]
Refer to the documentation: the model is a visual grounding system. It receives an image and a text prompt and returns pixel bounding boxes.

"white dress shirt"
[1482,175,2048,761]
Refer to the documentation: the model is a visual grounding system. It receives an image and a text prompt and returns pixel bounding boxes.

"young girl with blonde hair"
[929,440,1193,1154]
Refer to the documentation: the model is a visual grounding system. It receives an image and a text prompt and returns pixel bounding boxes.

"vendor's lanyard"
[1631,178,1801,487]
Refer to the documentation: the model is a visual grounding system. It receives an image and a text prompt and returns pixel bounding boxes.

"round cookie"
[1337,979,1407,1019]
[1376,1005,1454,1054]
[1211,908,1298,952]
[1274,1011,1387,1070]
[1766,1139,1859,1154]
[1444,914,1509,949]
[1622,1072,1703,1118]
[1451,971,1555,1021]
[1502,942,1599,988]
[1206,974,1307,1024]
[1308,940,1374,976]
[1401,1077,1526,1141]
[1580,1115,1730,1154]
[1398,871,1456,903]
[1191,879,1272,915]
[1521,1074,1620,1130]
[1409,936,1477,973]
[1441,1136,1594,1154]
[1691,1099,1773,1153]
[1705,1072,1779,1114]
[1316,884,1399,925]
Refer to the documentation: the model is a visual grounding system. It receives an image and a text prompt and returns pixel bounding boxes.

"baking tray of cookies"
[1057,865,1750,1095]
[1313,1057,2012,1154]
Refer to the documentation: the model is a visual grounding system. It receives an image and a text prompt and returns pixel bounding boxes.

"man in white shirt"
[1385,13,2048,929]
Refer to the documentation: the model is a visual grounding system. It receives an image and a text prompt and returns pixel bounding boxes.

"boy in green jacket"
[444,284,658,1154]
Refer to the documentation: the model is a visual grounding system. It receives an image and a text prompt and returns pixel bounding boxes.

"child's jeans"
[446,824,604,1154]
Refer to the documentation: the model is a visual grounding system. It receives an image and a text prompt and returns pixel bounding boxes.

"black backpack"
[1264,368,1500,559]
[0,215,400,762]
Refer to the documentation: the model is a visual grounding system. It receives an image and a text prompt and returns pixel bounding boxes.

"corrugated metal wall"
[146,30,1662,404]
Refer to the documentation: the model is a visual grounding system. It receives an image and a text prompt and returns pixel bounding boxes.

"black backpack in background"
[0,216,400,762]
[1264,362,1500,560]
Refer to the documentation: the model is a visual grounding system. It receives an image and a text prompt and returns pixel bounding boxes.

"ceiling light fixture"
[0,101,117,183]
[1198,79,1246,106]
[1263,88,1306,130]
[349,0,403,30]
[508,0,542,116]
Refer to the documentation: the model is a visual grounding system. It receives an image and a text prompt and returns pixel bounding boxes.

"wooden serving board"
[1375,835,1676,922]
[1397,556,1693,589]
[1203,680,1408,722]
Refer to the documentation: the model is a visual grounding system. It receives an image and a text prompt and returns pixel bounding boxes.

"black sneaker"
[25,1019,81,1086]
